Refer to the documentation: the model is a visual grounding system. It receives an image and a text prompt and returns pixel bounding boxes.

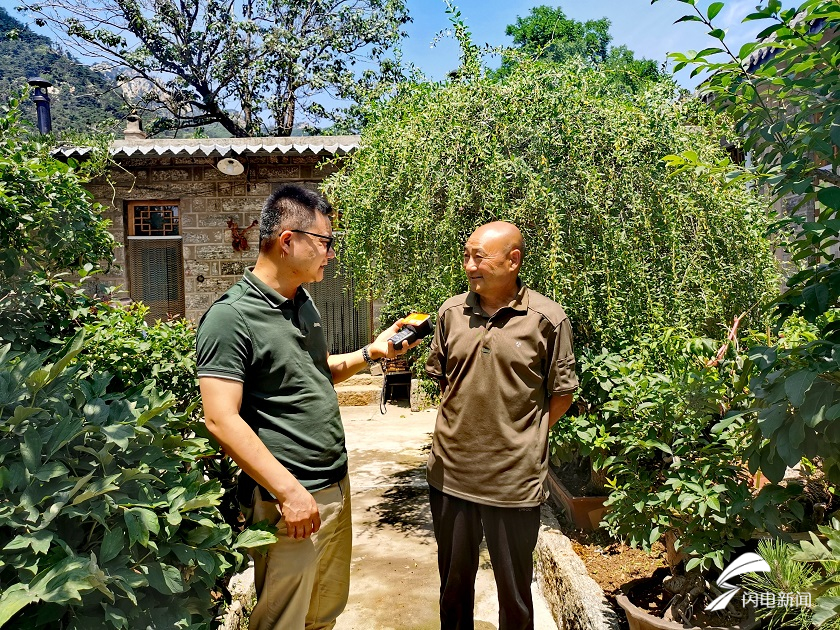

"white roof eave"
[55,136,360,160]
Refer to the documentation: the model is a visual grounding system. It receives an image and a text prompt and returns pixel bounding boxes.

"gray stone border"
[535,505,621,630]
[218,564,255,630]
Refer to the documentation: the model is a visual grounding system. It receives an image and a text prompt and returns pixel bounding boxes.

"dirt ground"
[335,402,558,630]
[546,504,667,630]
[556,521,667,597]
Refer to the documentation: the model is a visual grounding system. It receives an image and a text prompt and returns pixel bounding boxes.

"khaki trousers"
[245,475,352,630]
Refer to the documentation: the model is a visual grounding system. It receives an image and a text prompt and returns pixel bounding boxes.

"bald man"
[425,221,579,630]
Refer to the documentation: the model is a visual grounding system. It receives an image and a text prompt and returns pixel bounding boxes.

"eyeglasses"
[290,229,335,251]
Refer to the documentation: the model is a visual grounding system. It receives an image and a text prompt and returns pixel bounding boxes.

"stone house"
[59,129,373,354]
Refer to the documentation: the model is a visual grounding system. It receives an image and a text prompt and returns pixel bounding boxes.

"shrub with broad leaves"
[77,302,198,413]
[0,334,275,629]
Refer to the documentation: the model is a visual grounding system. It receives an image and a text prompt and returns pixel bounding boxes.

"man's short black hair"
[259,184,332,251]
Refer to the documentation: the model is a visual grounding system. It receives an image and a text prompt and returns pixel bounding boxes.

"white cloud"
[719,0,758,28]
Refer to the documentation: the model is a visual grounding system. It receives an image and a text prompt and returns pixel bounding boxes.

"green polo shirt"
[425,284,578,507]
[196,268,347,493]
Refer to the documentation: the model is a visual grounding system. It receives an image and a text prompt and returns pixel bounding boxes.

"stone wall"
[87,153,342,322]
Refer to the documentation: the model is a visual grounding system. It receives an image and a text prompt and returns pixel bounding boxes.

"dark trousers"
[429,486,542,630]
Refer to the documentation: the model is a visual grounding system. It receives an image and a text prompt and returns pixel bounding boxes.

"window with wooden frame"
[125,201,185,321]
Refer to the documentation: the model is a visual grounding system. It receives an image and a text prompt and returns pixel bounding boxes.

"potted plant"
[593,330,802,628]
[548,347,628,530]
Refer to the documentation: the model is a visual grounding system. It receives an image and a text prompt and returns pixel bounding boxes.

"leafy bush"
[549,347,625,493]
[77,302,198,412]
[0,267,100,353]
[748,309,840,484]
[0,335,273,629]
[652,0,840,488]
[323,48,780,351]
[646,4,840,621]
[553,330,800,575]
[600,342,754,572]
[74,303,242,531]
[0,97,114,276]
[0,90,115,352]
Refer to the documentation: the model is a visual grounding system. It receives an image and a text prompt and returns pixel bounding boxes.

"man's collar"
[464,291,484,317]
[465,280,529,316]
[244,267,310,310]
[510,281,529,312]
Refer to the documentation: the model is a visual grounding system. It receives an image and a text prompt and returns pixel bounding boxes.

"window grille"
[131,202,180,236]
[306,259,372,354]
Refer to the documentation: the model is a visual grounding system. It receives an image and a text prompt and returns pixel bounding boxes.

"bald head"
[463,221,525,305]
[468,221,525,260]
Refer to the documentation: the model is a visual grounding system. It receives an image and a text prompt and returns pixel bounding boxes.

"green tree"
[500,4,661,88]
[651,0,840,483]
[605,44,662,90]
[17,0,410,136]
[0,89,115,350]
[322,44,779,357]
[505,4,611,65]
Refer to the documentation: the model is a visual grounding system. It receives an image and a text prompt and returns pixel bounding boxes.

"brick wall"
[87,153,342,322]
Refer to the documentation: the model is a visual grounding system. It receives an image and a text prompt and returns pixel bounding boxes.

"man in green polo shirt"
[425,221,579,630]
[197,184,415,630]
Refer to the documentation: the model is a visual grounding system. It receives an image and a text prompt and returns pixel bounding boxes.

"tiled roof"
[54,135,360,159]
[743,17,828,73]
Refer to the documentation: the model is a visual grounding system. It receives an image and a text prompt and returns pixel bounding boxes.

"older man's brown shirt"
[425,284,578,507]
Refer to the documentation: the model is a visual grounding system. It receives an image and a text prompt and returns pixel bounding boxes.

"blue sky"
[1,0,768,88]
[402,0,766,87]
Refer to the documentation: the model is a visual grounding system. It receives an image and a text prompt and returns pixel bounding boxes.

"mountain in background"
[0,6,126,135]
[0,7,319,139]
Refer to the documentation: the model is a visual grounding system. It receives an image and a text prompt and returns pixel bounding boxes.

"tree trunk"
[197,94,249,138]
[665,529,685,572]
[277,92,296,137]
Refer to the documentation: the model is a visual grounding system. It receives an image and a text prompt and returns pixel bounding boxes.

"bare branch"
[815,169,840,187]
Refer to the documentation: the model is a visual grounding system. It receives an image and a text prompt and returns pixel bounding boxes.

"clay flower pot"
[545,466,607,531]
[616,573,758,630]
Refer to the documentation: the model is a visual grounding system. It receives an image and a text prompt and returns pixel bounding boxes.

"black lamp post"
[27,77,53,135]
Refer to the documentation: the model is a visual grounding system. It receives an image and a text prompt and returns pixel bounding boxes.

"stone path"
[334,403,558,630]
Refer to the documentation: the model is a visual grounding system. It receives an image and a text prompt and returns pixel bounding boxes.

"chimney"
[27,77,52,135]
[124,113,147,140]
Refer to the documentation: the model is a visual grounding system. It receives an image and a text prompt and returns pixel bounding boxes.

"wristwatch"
[362,345,378,367]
